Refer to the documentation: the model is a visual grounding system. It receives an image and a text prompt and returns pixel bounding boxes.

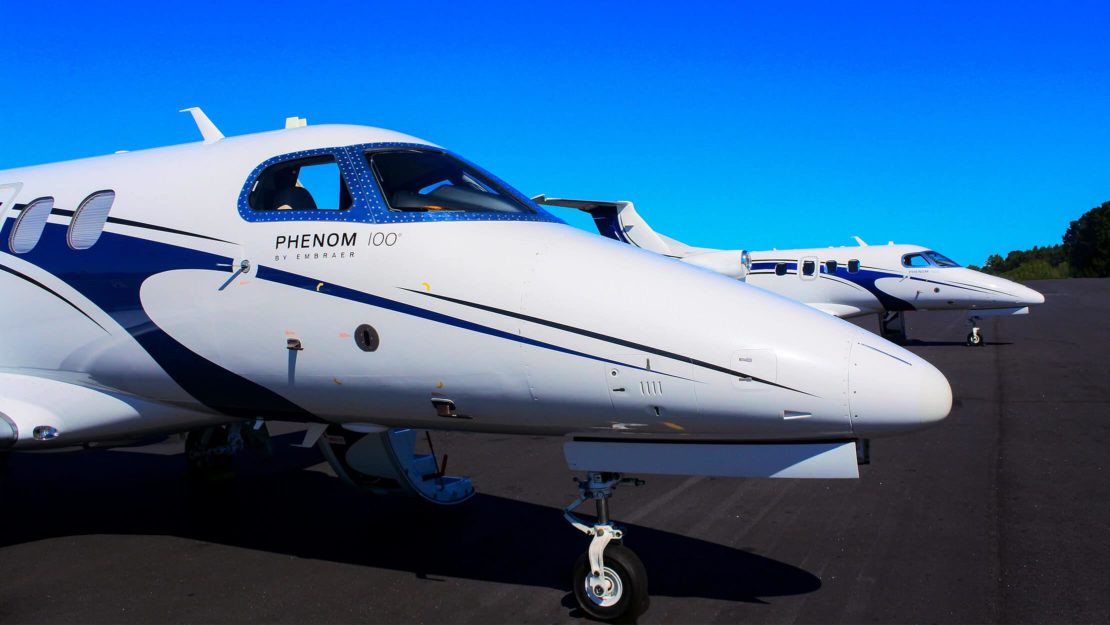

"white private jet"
[541,198,1044,346]
[0,110,952,621]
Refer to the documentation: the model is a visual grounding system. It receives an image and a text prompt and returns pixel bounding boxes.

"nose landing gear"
[564,472,649,622]
[878,311,908,344]
[966,316,983,346]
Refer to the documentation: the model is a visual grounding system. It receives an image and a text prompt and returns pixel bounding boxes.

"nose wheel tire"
[966,331,983,346]
[572,543,649,622]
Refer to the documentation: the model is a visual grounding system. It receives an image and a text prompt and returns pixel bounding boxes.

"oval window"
[68,190,115,250]
[9,197,54,253]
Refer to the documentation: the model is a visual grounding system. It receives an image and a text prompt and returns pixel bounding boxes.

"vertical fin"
[179,107,225,144]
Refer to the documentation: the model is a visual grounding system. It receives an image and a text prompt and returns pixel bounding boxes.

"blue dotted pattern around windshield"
[237,146,374,223]
[237,142,564,226]
[349,143,563,225]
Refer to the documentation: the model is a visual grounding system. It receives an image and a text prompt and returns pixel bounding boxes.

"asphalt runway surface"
[1,278,1107,624]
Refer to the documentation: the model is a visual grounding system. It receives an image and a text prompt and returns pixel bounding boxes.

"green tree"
[980,246,1067,279]
[1064,201,1110,277]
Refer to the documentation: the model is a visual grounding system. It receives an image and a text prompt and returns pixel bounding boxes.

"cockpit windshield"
[923,251,960,267]
[367,149,535,214]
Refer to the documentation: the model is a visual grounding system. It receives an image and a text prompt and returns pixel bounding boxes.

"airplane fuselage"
[747,245,1045,318]
[0,125,949,449]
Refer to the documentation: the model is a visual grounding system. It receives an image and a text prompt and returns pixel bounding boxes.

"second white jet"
[539,197,1045,346]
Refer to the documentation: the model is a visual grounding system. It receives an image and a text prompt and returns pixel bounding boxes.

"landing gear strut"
[878,311,908,344]
[184,421,273,479]
[185,423,244,479]
[564,472,649,622]
[966,316,983,346]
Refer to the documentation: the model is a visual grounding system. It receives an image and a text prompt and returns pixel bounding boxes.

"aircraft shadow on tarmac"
[0,434,821,606]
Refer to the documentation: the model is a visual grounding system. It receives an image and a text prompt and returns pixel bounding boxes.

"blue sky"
[2,1,1108,265]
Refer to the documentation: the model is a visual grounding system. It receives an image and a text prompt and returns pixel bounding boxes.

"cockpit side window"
[902,253,932,268]
[367,149,534,215]
[249,155,352,213]
[923,251,960,267]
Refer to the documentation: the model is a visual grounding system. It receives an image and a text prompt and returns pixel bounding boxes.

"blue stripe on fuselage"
[750,261,915,311]
[252,265,683,379]
[0,219,318,420]
[0,219,685,420]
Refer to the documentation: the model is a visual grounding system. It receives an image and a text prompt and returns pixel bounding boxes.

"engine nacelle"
[680,249,751,280]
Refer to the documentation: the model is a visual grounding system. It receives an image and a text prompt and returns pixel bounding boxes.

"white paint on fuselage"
[748,244,1045,318]
[0,125,951,447]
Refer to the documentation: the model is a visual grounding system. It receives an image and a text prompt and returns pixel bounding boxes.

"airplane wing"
[0,371,219,448]
[807,302,866,318]
[533,195,750,279]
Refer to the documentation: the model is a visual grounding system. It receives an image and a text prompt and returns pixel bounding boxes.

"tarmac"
[1,278,1107,624]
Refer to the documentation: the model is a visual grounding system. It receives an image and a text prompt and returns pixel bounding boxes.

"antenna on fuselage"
[179,107,225,144]
[852,236,868,246]
[285,116,308,129]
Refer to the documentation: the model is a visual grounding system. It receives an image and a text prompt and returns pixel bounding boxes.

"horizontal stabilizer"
[535,195,750,279]
[533,195,675,256]
[564,438,860,478]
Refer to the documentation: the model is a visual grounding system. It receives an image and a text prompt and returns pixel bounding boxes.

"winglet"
[852,236,868,246]
[179,107,224,144]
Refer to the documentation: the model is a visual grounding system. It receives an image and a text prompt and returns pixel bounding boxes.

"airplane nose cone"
[1018,284,1045,306]
[848,341,952,437]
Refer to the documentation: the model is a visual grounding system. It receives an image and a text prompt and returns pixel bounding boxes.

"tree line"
[970,201,1110,280]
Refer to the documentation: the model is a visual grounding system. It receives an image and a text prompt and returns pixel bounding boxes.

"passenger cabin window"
[923,251,960,267]
[902,253,931,268]
[801,259,816,277]
[848,259,860,273]
[825,260,838,274]
[249,155,352,212]
[367,149,534,214]
[68,190,115,250]
[9,197,54,253]
[775,262,787,276]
